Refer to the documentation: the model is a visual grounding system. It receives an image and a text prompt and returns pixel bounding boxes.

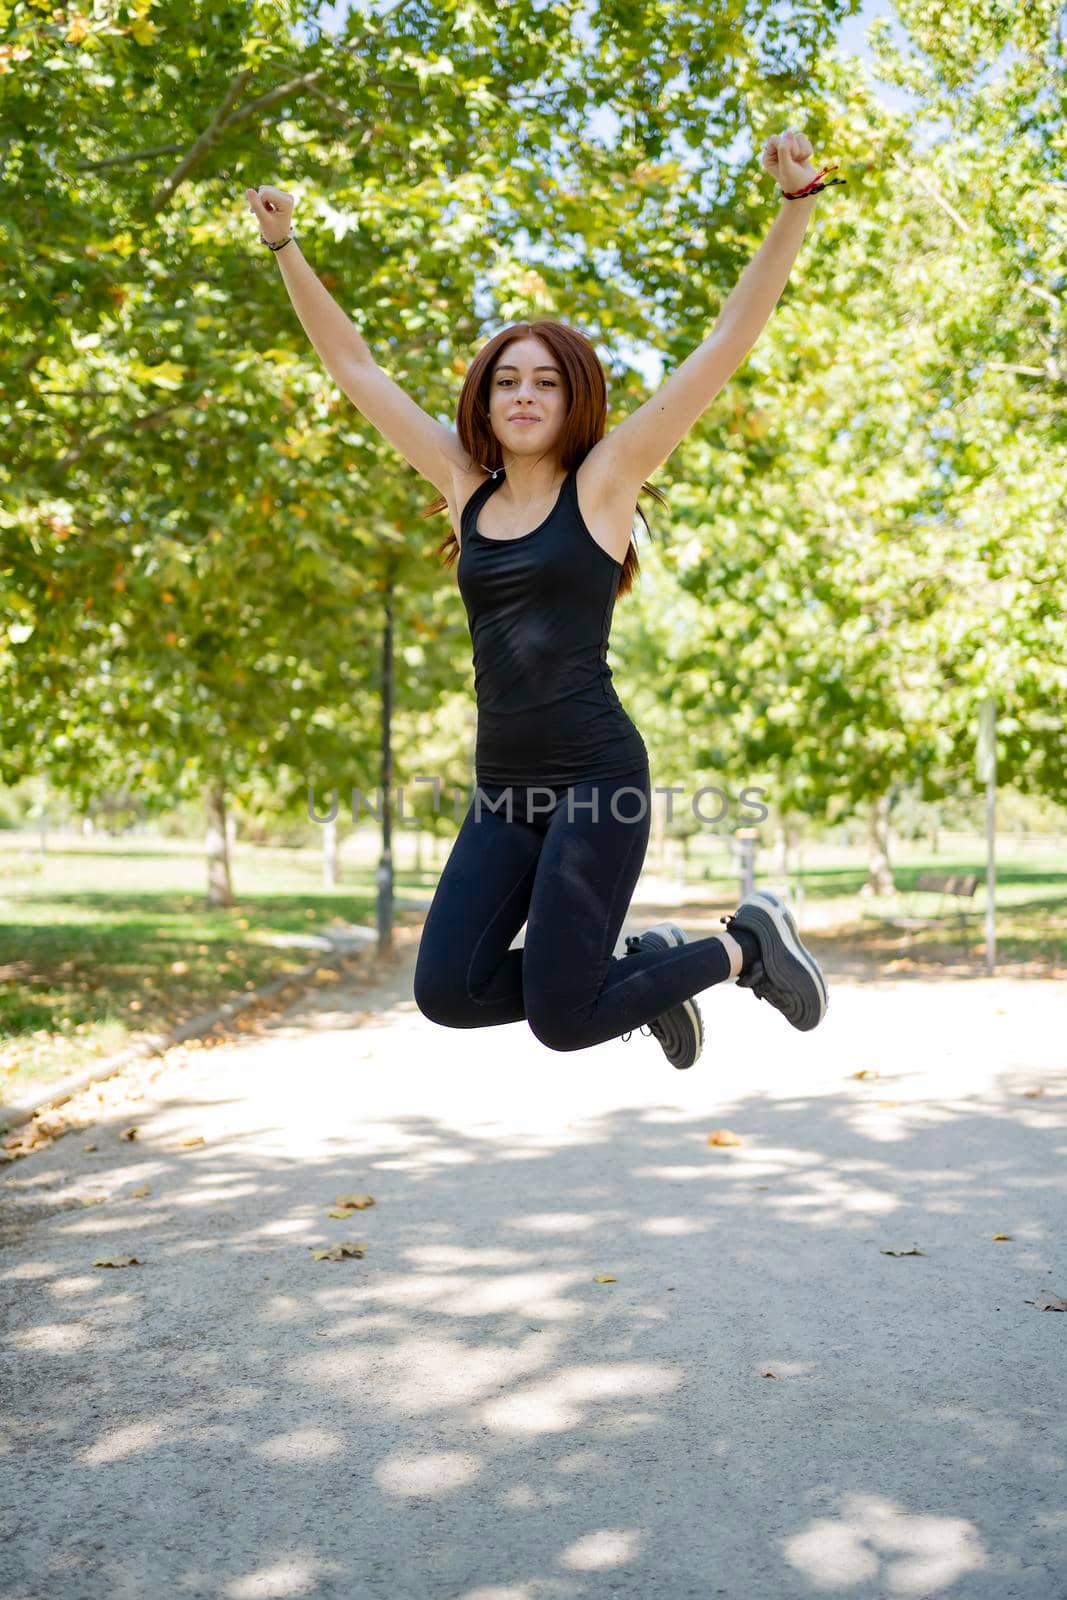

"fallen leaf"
[876,1100,901,1108]
[120,1127,139,1141]
[707,1128,741,1147]
[852,1069,880,1080]
[83,1144,97,1152]
[93,1255,143,1268]
[593,1274,616,1284]
[3,1125,53,1158]
[1022,1088,1046,1099]
[35,1112,69,1138]
[335,1193,375,1209]
[881,1246,925,1257]
[762,1370,777,1378]
[310,1241,367,1261]
[129,1184,151,1199]
[992,1233,1012,1241]
[80,1195,107,1207]
[1024,1293,1067,1312]
[177,1135,205,1148]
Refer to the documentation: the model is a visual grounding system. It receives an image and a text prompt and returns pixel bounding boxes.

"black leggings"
[413,765,734,1052]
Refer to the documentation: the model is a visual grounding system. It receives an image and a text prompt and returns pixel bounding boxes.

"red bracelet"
[782,161,845,199]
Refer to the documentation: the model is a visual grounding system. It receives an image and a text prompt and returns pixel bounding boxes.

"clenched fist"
[244,185,295,245]
[761,130,817,195]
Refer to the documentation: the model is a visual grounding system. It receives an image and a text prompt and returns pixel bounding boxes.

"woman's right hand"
[244,184,295,245]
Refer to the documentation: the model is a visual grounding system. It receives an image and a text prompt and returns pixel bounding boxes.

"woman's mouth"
[509,416,539,424]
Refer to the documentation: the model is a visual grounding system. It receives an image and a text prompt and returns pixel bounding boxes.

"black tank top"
[456,464,649,787]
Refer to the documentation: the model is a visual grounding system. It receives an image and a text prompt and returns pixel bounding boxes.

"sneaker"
[619,922,704,1070]
[720,890,828,1032]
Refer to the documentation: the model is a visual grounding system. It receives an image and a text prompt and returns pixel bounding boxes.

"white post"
[322,813,338,887]
[737,828,757,900]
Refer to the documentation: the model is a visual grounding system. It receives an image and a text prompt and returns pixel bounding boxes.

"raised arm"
[582,132,833,497]
[245,185,471,497]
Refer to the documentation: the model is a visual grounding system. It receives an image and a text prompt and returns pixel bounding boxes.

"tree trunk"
[414,826,423,875]
[205,777,234,907]
[863,793,894,896]
[322,814,338,887]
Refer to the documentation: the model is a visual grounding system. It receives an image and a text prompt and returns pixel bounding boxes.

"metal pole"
[977,696,996,975]
[377,572,395,952]
[985,741,996,977]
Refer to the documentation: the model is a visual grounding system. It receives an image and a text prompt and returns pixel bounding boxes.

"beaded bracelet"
[261,234,295,251]
[782,162,846,199]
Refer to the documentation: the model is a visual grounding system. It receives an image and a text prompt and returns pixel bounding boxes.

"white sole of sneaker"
[734,891,828,1031]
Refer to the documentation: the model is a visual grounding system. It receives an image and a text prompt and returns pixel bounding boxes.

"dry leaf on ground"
[310,1241,367,1261]
[35,1111,70,1138]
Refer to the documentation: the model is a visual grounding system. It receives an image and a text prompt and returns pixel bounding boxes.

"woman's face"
[487,337,568,466]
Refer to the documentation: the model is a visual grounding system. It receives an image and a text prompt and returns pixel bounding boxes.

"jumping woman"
[245,129,839,1069]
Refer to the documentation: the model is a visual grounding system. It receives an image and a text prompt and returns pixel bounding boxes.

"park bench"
[889,870,981,936]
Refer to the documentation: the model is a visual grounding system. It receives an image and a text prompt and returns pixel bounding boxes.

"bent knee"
[413,962,460,1027]
[526,1003,587,1054]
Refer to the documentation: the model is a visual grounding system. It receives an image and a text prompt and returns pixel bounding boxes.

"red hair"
[417,319,666,599]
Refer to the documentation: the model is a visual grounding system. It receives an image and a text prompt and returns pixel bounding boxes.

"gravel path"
[2,914,1064,1600]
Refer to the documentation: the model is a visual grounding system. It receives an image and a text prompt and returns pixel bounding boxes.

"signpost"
[977,697,996,975]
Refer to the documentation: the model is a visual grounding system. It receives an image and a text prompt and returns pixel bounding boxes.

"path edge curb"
[0,934,381,1134]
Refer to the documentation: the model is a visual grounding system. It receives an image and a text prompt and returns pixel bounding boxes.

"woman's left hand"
[761,128,817,195]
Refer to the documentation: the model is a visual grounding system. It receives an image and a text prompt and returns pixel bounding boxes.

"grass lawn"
[797,855,1066,970]
[0,836,438,1111]
[677,837,1067,972]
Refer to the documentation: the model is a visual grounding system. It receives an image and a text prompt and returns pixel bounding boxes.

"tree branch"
[148,0,425,213]
[149,69,256,215]
[76,142,185,173]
